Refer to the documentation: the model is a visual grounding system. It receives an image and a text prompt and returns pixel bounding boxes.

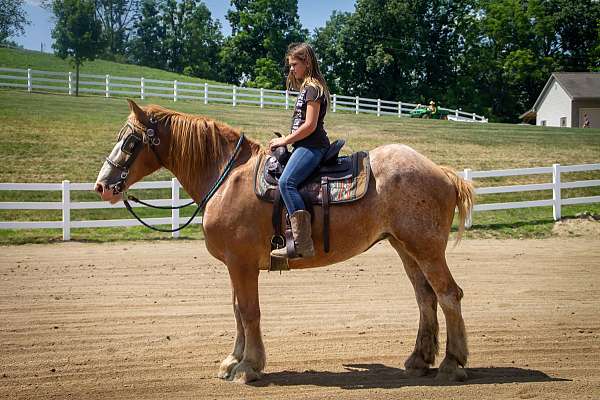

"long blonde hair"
[286,43,330,108]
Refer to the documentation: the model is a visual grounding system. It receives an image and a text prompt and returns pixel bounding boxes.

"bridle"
[105,118,162,195]
[105,117,246,233]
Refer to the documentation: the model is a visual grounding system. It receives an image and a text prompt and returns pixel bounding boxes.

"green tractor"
[409,103,449,120]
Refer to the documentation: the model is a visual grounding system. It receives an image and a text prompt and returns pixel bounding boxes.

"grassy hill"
[0,47,222,84]
[0,48,599,244]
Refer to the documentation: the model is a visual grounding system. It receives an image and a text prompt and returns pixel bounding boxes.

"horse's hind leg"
[412,246,468,381]
[389,238,439,376]
[218,287,245,379]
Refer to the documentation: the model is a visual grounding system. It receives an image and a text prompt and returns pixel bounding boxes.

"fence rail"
[1,163,598,240]
[0,67,487,122]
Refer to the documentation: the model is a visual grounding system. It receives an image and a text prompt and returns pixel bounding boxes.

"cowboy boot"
[270,210,315,259]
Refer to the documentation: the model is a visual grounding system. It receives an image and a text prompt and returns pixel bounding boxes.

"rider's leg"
[272,146,326,259]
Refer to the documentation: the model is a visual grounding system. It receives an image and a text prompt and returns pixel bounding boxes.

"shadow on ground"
[252,363,569,389]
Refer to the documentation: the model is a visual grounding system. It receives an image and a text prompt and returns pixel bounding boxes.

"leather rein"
[107,118,245,233]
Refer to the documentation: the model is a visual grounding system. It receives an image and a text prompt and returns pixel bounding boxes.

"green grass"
[0,47,222,84]
[1,85,599,244]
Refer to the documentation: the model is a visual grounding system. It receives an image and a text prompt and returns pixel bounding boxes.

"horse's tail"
[440,166,474,245]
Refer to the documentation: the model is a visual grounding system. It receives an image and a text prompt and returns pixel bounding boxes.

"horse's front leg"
[218,286,245,379]
[222,263,265,383]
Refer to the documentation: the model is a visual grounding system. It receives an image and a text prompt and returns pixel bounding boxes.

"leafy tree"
[129,0,222,79]
[180,0,223,79]
[94,0,140,60]
[552,0,600,71]
[313,0,468,103]
[220,0,308,86]
[310,11,352,94]
[52,0,104,96]
[129,0,165,69]
[247,58,281,88]
[0,0,30,45]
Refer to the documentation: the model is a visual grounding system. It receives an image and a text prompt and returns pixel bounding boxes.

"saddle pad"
[253,151,371,204]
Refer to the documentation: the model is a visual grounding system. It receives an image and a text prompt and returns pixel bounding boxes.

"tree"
[0,0,30,45]
[552,0,600,71]
[52,0,104,96]
[94,0,140,60]
[129,0,166,69]
[180,0,223,79]
[129,0,223,78]
[220,0,308,86]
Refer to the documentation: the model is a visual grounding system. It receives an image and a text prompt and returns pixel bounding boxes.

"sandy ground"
[1,238,599,400]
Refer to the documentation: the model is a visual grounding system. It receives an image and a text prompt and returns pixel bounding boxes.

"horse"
[95,100,474,384]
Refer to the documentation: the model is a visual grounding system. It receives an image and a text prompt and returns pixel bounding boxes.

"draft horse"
[95,100,474,383]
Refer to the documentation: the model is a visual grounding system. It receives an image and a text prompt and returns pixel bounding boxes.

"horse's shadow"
[251,363,569,389]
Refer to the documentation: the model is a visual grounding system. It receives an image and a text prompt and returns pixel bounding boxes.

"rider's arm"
[284,100,321,145]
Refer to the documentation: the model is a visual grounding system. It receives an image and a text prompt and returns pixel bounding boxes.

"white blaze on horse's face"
[95,137,129,204]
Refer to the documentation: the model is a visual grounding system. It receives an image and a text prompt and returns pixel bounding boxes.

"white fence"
[1,163,598,240]
[0,67,487,122]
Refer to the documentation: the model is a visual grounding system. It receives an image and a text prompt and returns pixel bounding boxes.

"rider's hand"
[269,137,288,151]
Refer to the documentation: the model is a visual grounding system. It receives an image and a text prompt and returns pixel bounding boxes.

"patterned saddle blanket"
[253,149,371,205]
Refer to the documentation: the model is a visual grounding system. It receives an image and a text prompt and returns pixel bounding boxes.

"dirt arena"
[1,237,599,399]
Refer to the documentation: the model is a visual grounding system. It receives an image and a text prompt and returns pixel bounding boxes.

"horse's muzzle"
[95,182,123,204]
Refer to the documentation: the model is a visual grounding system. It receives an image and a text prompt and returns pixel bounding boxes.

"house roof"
[532,72,600,111]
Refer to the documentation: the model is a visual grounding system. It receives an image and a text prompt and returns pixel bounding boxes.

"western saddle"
[254,134,371,271]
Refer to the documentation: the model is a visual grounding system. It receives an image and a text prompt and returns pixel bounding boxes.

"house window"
[560,117,567,127]
[541,120,547,126]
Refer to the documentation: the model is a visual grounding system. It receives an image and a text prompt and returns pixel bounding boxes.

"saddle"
[254,138,371,270]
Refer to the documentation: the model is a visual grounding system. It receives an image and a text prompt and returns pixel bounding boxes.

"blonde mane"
[143,105,262,184]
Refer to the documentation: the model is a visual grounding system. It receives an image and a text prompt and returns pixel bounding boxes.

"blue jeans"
[279,146,327,215]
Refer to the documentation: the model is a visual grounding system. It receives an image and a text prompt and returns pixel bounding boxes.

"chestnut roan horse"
[95,100,474,383]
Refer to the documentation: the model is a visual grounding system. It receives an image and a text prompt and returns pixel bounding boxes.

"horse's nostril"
[94,183,104,194]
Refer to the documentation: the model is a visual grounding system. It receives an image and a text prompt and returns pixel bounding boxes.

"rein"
[115,121,245,233]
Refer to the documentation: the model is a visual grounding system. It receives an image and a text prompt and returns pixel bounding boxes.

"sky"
[15,0,357,53]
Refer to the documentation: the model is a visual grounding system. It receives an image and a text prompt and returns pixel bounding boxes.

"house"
[522,72,600,128]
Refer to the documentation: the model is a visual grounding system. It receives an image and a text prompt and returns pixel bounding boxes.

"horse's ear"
[127,99,150,126]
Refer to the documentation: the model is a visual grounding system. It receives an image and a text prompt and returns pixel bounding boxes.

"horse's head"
[95,100,169,203]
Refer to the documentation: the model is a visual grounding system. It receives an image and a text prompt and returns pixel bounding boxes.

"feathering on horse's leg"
[218,288,245,379]
[414,250,468,382]
[389,239,439,376]
[225,264,266,383]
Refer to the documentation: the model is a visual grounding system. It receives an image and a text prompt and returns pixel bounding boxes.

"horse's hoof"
[230,361,262,383]
[404,351,432,377]
[435,367,467,382]
[405,367,430,377]
[217,355,240,379]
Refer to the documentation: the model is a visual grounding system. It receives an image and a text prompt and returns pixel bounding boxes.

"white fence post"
[232,86,237,107]
[140,77,145,100]
[472,113,476,121]
[355,96,359,114]
[333,94,337,113]
[463,169,473,229]
[398,101,402,117]
[105,74,110,98]
[260,88,264,109]
[173,80,178,102]
[204,83,208,104]
[68,72,72,96]
[553,164,561,220]
[285,90,289,110]
[171,178,180,238]
[62,180,71,241]
[455,109,459,118]
[377,99,381,117]
[27,68,32,92]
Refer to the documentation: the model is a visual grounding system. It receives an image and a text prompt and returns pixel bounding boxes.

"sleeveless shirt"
[290,84,329,149]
